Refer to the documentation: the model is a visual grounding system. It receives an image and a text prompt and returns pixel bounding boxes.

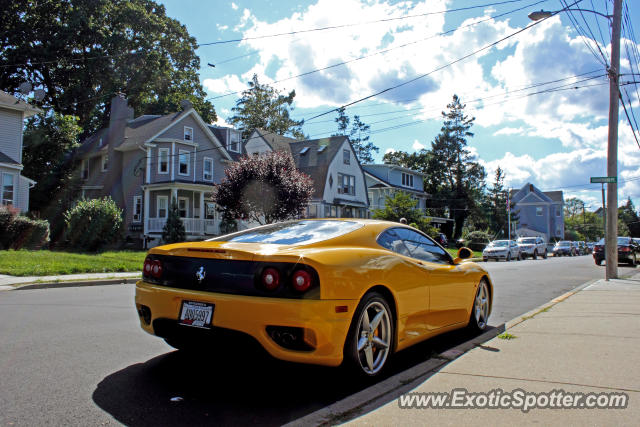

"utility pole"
[606,0,623,280]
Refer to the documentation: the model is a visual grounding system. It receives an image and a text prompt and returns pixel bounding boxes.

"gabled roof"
[544,191,563,202]
[0,151,20,165]
[289,136,347,198]
[363,170,430,196]
[252,128,299,153]
[208,125,246,161]
[0,90,41,117]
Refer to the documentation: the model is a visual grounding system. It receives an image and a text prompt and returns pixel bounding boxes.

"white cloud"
[493,127,525,136]
[231,2,238,10]
[412,139,425,150]
[385,148,396,154]
[217,24,228,31]
[203,75,246,95]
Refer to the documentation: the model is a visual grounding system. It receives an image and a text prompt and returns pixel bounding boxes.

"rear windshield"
[490,241,509,247]
[208,220,363,246]
[597,237,632,245]
[519,238,536,244]
[556,241,571,246]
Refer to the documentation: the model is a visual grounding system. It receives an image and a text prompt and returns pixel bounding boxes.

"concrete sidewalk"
[0,271,141,290]
[349,275,640,426]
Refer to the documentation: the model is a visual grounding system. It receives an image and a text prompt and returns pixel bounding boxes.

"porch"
[147,217,221,235]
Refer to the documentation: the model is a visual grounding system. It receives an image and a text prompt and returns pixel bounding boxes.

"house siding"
[0,109,23,164]
[322,140,368,207]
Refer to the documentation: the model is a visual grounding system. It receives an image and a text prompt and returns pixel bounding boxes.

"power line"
[559,0,608,66]
[198,0,540,46]
[207,0,550,100]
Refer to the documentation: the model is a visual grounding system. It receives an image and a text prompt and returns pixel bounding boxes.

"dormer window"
[227,131,240,153]
[343,149,350,165]
[401,172,413,188]
[184,126,194,141]
[300,147,309,155]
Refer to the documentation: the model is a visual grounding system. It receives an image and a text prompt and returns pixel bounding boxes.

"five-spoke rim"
[356,301,391,375]
[474,281,489,330]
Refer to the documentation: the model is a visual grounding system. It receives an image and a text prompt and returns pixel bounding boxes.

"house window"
[556,208,561,217]
[228,131,240,153]
[1,173,14,206]
[178,150,190,175]
[158,148,169,174]
[205,202,216,220]
[184,126,194,141]
[81,159,89,180]
[133,196,142,222]
[343,149,350,165]
[203,157,214,181]
[338,173,355,195]
[536,207,543,216]
[101,154,109,172]
[157,196,168,218]
[401,173,414,188]
[178,197,189,218]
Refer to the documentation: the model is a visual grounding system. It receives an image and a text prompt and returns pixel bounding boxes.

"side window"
[377,229,411,257]
[395,228,450,264]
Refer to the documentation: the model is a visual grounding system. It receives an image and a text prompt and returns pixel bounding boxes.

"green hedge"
[0,206,50,250]
[63,197,123,251]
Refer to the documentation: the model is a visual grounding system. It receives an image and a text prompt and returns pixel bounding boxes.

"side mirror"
[457,247,473,259]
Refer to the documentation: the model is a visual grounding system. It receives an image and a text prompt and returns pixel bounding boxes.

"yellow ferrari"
[135,219,493,376]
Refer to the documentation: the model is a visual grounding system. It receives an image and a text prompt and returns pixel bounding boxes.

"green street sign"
[590,176,617,184]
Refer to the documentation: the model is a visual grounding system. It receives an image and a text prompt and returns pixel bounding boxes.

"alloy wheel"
[355,300,391,375]
[473,281,489,330]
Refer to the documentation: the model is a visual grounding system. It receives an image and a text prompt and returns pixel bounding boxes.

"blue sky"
[160,0,640,210]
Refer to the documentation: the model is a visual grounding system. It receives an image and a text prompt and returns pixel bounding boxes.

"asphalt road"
[0,255,636,426]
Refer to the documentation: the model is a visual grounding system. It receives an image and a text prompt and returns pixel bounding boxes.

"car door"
[394,228,470,330]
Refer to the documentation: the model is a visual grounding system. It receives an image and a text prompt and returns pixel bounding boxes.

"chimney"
[105,93,132,208]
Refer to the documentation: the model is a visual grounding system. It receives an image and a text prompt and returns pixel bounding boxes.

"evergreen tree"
[162,198,186,244]
[333,107,379,164]
[229,74,305,140]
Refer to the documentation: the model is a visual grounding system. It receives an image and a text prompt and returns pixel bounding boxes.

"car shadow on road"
[92,327,495,426]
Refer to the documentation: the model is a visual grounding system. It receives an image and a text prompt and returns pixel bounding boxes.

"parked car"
[483,240,521,262]
[587,242,597,252]
[136,219,493,377]
[553,241,577,256]
[593,236,640,266]
[516,236,547,259]
[576,241,589,255]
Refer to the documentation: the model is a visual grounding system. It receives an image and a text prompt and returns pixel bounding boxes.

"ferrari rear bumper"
[135,281,356,367]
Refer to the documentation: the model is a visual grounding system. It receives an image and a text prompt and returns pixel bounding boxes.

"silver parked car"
[483,240,521,262]
[516,236,548,259]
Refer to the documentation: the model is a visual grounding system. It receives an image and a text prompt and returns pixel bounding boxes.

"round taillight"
[261,267,280,291]
[292,270,312,292]
[152,260,163,277]
[144,260,152,273]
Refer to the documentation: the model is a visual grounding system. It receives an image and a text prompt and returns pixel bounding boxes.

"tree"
[372,191,438,237]
[213,151,314,225]
[333,107,379,164]
[162,198,186,244]
[1,0,215,135]
[564,197,585,219]
[229,74,304,140]
[618,197,639,236]
[22,112,83,243]
[382,149,431,172]
[425,95,486,238]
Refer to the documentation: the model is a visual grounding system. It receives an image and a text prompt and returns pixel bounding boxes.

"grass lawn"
[0,250,147,276]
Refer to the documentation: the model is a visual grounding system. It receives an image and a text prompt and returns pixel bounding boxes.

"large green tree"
[426,95,486,238]
[1,0,215,134]
[213,151,314,225]
[22,113,83,243]
[333,107,379,164]
[229,74,304,140]
[618,197,639,237]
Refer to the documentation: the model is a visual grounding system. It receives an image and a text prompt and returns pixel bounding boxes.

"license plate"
[178,301,214,329]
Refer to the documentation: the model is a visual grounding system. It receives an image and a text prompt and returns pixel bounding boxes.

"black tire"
[343,292,394,377]
[543,250,548,259]
[595,258,602,266]
[468,279,490,332]
[506,253,511,262]
[533,250,538,260]
[483,257,488,262]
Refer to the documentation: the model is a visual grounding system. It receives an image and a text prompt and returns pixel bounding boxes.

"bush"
[0,205,50,250]
[63,197,123,251]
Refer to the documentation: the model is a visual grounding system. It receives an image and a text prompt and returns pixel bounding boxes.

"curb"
[287,275,610,426]
[11,277,140,291]
[284,325,505,427]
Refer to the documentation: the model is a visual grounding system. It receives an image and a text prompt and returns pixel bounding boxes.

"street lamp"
[528,1,622,280]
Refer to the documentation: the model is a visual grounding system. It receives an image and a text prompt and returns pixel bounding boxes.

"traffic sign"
[590,176,617,183]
